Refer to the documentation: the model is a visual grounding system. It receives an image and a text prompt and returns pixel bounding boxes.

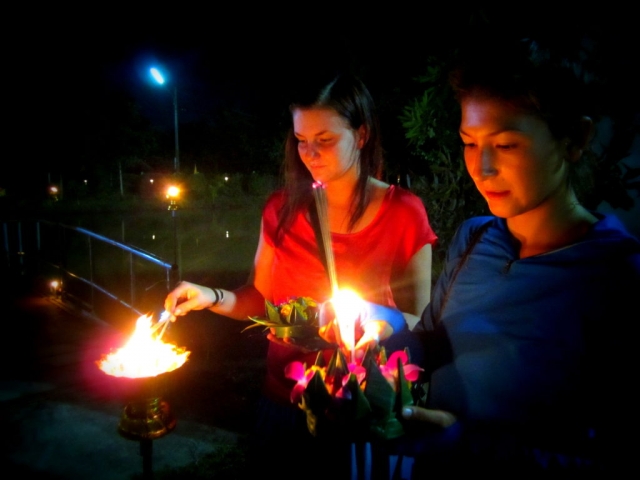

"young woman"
[395,40,640,475]
[164,72,437,477]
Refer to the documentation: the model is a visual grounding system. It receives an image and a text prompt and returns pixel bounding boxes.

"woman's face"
[459,96,570,220]
[293,107,365,185]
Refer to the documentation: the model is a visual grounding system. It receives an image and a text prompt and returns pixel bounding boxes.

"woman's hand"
[164,281,218,318]
[401,406,458,428]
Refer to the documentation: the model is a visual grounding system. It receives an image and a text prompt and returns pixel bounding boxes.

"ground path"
[1,270,268,479]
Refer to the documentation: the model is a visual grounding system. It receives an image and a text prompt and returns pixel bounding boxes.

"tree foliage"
[399,56,487,277]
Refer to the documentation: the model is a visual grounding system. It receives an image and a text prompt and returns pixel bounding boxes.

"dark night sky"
[8,7,640,183]
[18,17,423,149]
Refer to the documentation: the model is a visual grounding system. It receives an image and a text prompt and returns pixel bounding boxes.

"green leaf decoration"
[363,360,395,416]
[326,348,349,394]
[326,348,349,375]
[295,348,422,441]
[269,325,318,339]
[395,356,414,412]
[240,322,267,333]
[300,371,333,438]
[304,370,332,414]
[360,345,378,369]
[292,302,308,324]
[370,416,406,440]
[345,374,372,421]
[266,300,280,323]
[244,297,334,350]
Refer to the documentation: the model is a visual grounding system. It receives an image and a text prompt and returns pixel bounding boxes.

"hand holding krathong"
[401,405,458,429]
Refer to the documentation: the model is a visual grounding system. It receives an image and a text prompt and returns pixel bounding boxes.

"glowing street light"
[49,185,59,202]
[166,185,180,202]
[150,67,180,174]
[49,279,63,298]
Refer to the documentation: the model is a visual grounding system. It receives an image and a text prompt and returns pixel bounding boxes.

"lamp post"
[166,185,181,284]
[150,67,180,174]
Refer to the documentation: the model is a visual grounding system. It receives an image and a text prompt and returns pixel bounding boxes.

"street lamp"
[166,185,181,283]
[48,184,60,202]
[150,67,180,174]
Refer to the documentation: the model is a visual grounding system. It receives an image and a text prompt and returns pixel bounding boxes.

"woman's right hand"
[164,281,218,318]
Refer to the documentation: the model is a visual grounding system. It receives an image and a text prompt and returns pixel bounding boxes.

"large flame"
[331,289,363,363]
[98,315,190,378]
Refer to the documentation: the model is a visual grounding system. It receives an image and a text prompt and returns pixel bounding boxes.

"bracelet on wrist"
[210,288,224,308]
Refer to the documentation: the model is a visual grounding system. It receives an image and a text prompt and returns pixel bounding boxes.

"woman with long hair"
[165,71,437,478]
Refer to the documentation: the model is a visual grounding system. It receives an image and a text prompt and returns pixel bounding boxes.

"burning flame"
[97,315,190,378]
[331,289,363,363]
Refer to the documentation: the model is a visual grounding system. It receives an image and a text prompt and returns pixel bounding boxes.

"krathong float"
[246,290,424,442]
[244,296,337,352]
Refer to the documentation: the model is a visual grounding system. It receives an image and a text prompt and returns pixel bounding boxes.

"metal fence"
[2,219,178,327]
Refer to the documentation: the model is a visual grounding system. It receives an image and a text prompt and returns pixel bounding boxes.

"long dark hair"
[276,72,383,239]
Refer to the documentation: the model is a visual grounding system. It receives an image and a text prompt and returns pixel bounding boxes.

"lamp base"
[118,397,176,440]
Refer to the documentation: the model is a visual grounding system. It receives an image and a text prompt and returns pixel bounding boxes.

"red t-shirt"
[261,184,437,403]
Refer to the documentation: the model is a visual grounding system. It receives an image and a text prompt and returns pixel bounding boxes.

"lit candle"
[331,289,362,363]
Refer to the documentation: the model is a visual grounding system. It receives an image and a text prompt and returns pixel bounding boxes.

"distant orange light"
[166,186,180,199]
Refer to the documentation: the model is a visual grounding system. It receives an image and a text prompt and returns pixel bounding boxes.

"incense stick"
[156,317,170,341]
[151,311,172,339]
[312,181,339,295]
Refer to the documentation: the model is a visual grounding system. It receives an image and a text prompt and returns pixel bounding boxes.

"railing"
[2,219,178,327]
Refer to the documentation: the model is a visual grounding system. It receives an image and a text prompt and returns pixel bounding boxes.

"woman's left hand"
[401,406,458,428]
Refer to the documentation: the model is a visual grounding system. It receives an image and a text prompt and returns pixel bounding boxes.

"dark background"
[6,7,639,198]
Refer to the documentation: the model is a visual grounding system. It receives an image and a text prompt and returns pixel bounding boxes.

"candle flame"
[97,315,190,378]
[331,289,363,361]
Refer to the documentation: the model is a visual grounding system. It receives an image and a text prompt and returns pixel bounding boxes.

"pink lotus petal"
[290,383,306,404]
[284,361,306,381]
[348,364,367,384]
[387,350,409,367]
[379,361,396,375]
[380,367,396,384]
[403,364,424,382]
[380,350,424,384]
